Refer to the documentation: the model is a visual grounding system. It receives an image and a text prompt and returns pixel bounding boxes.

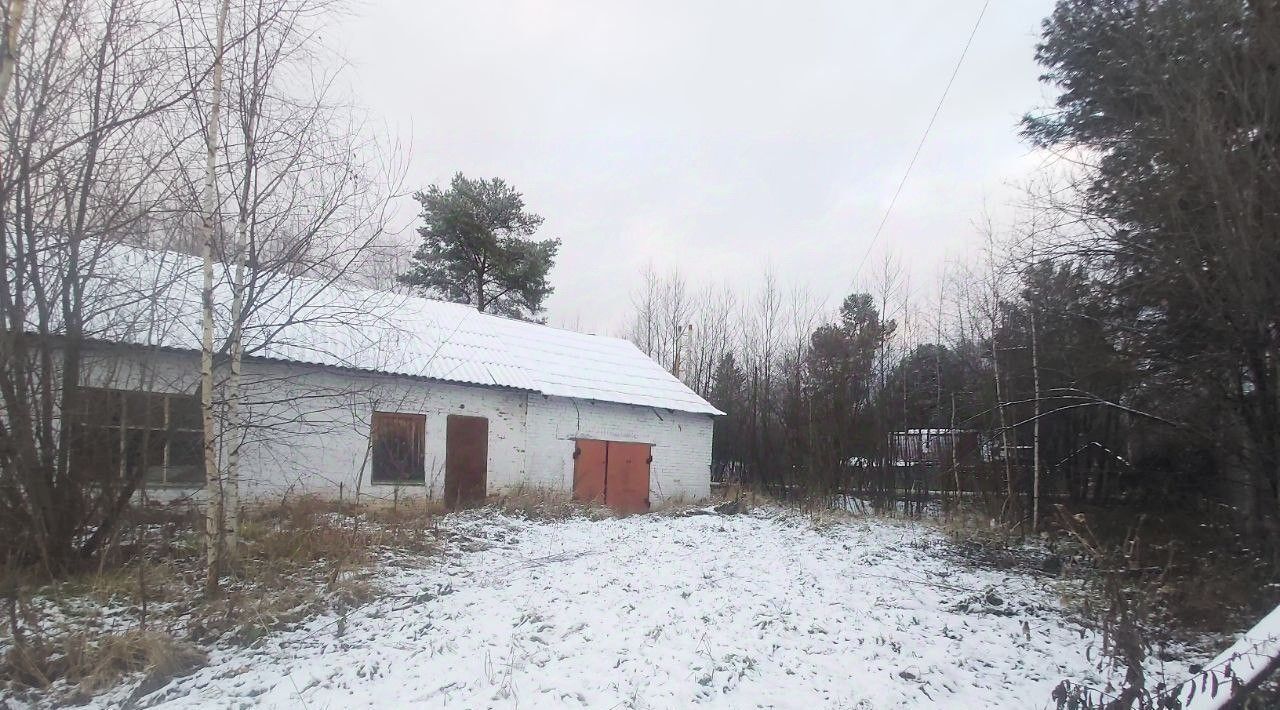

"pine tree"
[710,353,747,480]
[399,173,560,321]
[1024,0,1280,538]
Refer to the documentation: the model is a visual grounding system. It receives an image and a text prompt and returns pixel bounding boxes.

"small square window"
[127,430,166,485]
[371,412,426,484]
[66,421,122,482]
[124,391,164,429]
[79,388,123,427]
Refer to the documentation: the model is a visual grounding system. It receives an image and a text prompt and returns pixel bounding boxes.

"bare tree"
[982,232,1019,524]
[183,0,405,591]
[1028,249,1043,531]
[685,283,737,396]
[0,0,203,569]
[627,261,660,358]
[0,0,402,584]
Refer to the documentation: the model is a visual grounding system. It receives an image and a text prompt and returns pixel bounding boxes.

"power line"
[852,0,992,283]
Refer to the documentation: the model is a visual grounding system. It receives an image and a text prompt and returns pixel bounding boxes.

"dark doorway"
[445,415,488,507]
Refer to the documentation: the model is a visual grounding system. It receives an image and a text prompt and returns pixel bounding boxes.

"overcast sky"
[336,0,1059,333]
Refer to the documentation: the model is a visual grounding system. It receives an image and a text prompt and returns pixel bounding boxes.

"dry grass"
[1061,506,1276,635]
[240,494,437,566]
[1,495,446,704]
[360,496,447,529]
[189,575,376,647]
[3,629,206,704]
[936,507,1023,549]
[932,500,1278,646]
[488,484,609,521]
[489,485,722,520]
[650,494,703,514]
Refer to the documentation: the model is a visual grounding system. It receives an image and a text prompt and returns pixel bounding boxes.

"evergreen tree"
[1024,0,1280,534]
[710,352,747,480]
[805,293,894,462]
[399,173,560,321]
[882,343,987,430]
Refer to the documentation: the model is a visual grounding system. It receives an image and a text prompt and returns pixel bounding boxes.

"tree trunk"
[1030,302,1042,531]
[991,323,1016,524]
[951,393,961,502]
[201,0,231,598]
[0,0,26,108]
[223,0,268,562]
[224,192,247,560]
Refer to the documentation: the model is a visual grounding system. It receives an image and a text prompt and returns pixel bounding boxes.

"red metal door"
[572,439,607,503]
[604,442,651,514]
[444,415,488,508]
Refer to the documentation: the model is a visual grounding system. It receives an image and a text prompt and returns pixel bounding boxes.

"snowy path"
[115,509,1136,709]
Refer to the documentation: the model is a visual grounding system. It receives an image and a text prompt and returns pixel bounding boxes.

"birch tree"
[982,239,1018,524]
[201,0,232,597]
[1029,279,1042,530]
[188,0,404,591]
[0,0,25,106]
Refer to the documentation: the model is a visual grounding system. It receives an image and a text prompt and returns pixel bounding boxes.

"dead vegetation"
[1,489,684,705]
[930,499,1280,708]
[485,484,720,520]
[5,629,207,705]
[0,495,445,705]
[484,483,709,520]
[927,497,1274,634]
[488,484,598,520]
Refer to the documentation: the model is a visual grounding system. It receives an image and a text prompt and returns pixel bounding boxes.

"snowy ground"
[82,508,1200,709]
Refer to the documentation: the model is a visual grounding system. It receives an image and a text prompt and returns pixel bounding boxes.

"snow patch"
[71,509,1202,708]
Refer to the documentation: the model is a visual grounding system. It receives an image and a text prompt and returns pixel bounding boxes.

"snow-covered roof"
[72,242,721,416]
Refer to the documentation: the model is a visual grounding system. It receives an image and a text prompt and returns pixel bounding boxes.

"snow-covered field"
[85,508,1195,709]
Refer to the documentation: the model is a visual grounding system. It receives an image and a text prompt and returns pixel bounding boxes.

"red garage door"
[572,439,608,504]
[572,439,651,513]
[604,442,651,514]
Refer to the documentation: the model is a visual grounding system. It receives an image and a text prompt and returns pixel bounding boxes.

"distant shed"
[888,429,985,468]
[65,244,721,511]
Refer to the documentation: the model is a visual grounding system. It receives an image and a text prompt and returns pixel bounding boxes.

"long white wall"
[80,345,712,504]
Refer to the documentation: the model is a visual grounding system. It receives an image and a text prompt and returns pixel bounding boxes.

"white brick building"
[70,245,720,510]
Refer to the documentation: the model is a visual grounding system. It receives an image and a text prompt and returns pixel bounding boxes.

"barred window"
[371,411,426,484]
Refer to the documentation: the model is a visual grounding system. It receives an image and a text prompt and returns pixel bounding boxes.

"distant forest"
[624,0,1280,548]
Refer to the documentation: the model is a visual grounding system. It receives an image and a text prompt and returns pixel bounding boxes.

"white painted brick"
[524,396,713,502]
[81,346,713,505]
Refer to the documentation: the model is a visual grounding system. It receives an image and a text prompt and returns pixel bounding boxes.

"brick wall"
[81,345,713,504]
[524,396,713,502]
